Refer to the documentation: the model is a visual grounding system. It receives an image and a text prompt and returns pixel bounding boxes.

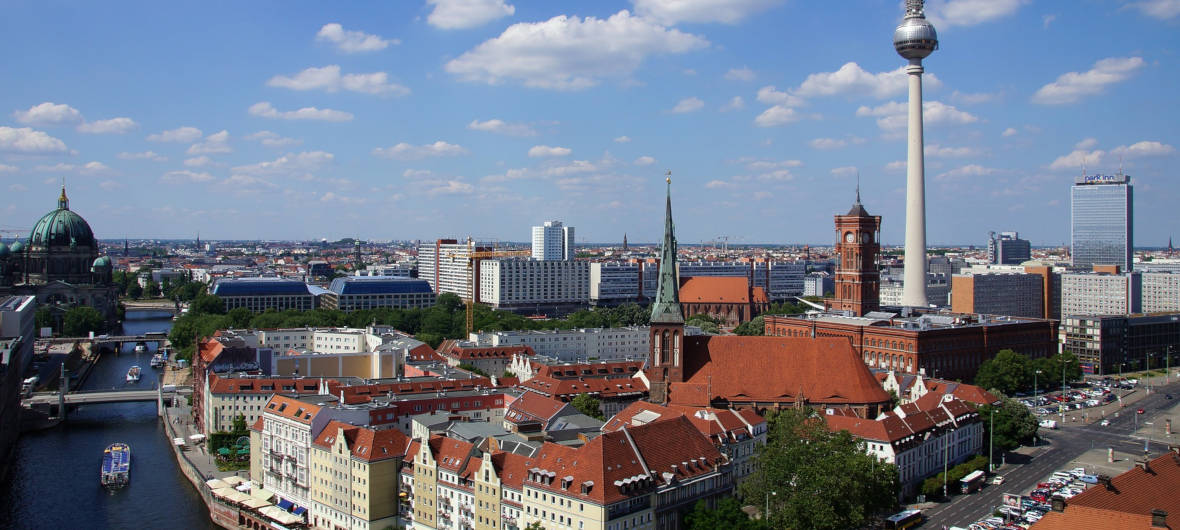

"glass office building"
[1071,175,1133,271]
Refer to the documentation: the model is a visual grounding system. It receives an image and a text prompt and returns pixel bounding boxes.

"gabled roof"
[312,420,411,463]
[536,361,643,380]
[208,373,336,395]
[1032,452,1180,530]
[505,392,570,428]
[671,336,891,407]
[519,375,647,399]
[603,401,765,445]
[438,342,535,361]
[262,394,322,425]
[678,276,754,304]
[406,343,444,362]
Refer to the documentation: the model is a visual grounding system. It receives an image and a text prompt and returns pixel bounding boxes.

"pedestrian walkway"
[162,394,243,483]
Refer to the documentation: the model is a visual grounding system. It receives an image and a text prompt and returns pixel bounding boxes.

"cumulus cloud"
[830,166,857,178]
[1053,140,1175,170]
[249,102,354,122]
[614,136,632,143]
[856,100,978,131]
[424,179,475,195]
[720,96,745,112]
[232,151,334,179]
[372,141,468,160]
[528,145,572,158]
[705,179,736,189]
[316,23,398,53]
[1124,0,1180,19]
[951,91,998,105]
[925,0,1028,28]
[724,67,755,81]
[670,97,704,113]
[34,161,112,176]
[745,159,802,170]
[809,138,847,150]
[162,170,216,183]
[794,62,941,100]
[1032,57,1144,105]
[634,156,656,166]
[13,102,83,126]
[925,144,981,157]
[936,164,996,181]
[1075,138,1099,150]
[147,126,203,143]
[184,156,214,167]
[633,0,785,24]
[467,119,537,136]
[755,85,804,107]
[267,65,409,96]
[77,117,137,134]
[245,131,302,147]
[444,10,708,90]
[753,106,802,127]
[427,0,515,29]
[0,163,17,173]
[187,130,232,155]
[1002,127,1018,137]
[885,160,906,171]
[118,151,166,162]
[1111,140,1175,157]
[0,126,69,154]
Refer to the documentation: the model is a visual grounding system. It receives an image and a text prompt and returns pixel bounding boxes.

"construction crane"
[446,239,530,336]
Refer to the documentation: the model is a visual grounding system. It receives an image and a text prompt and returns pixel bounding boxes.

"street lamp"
[943,428,954,498]
[1034,369,1042,411]
[765,491,776,520]
[989,409,996,472]
[1145,422,1154,456]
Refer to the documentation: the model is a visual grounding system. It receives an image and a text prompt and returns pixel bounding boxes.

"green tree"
[1034,352,1083,390]
[685,498,766,530]
[733,315,765,336]
[524,522,546,530]
[190,293,225,315]
[457,363,489,377]
[145,279,161,298]
[126,281,143,299]
[232,413,248,434]
[975,349,1033,396]
[226,307,253,329]
[63,306,104,336]
[740,408,898,530]
[570,393,605,420]
[978,394,1039,452]
[35,306,55,333]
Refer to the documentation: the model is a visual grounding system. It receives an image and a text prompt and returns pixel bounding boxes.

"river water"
[0,310,216,529]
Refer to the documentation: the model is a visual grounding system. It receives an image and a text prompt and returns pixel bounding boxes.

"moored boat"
[150,353,165,368]
[126,365,142,383]
[101,443,131,489]
[134,342,147,354]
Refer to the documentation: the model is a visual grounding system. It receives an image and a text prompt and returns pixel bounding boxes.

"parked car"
[1100,419,1111,426]
[992,475,1005,485]
[1138,408,1146,414]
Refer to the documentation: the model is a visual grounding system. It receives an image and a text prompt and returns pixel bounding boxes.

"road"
[921,376,1180,529]
[24,387,191,406]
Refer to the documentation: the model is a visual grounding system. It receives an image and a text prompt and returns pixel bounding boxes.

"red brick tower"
[829,187,882,316]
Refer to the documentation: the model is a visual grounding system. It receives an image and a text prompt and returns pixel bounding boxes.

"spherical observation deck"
[893,15,938,60]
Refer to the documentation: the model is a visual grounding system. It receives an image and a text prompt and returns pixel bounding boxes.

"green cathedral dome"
[28,187,96,248]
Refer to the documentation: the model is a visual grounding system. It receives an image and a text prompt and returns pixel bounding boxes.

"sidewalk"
[162,393,243,483]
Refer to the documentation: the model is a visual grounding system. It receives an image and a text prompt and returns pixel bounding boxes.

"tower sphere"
[894,16,938,60]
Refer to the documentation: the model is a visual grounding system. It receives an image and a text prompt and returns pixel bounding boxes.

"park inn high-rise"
[1071,174,1133,271]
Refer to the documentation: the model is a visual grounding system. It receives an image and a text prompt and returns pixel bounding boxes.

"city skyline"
[1,1,1177,245]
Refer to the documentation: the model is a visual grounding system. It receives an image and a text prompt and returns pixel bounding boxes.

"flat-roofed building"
[951,272,1044,318]
[211,278,315,312]
[1058,313,1180,375]
[322,276,435,311]
[1061,271,1142,317]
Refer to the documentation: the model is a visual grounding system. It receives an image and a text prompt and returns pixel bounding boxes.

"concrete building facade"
[951,272,1044,318]
[532,221,575,261]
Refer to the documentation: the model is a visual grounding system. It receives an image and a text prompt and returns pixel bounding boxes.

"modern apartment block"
[417,239,491,300]
[1071,174,1133,271]
[588,259,805,305]
[532,221,575,261]
[988,231,1031,265]
[879,275,949,308]
[478,259,589,312]
[1061,271,1142,317]
[951,272,1044,318]
[470,326,652,362]
[589,261,656,305]
[1142,272,1180,313]
[1059,313,1180,375]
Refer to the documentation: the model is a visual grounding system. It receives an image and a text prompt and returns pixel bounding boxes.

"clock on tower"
[828,188,882,317]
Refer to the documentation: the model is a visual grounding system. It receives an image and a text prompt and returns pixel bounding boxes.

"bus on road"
[960,470,986,494]
[884,509,923,529]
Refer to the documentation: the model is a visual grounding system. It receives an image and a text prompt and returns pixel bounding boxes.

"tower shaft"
[901,61,929,307]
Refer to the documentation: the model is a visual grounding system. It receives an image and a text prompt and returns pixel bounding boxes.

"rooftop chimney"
[1151,509,1167,528]
[1097,474,1114,491]
[1137,458,1153,473]
[1050,495,1067,513]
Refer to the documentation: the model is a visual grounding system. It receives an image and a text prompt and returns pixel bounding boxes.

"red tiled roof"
[603,401,765,446]
[519,375,648,400]
[537,361,643,380]
[406,344,444,362]
[505,392,568,426]
[678,276,753,303]
[491,451,531,490]
[249,417,264,432]
[208,373,337,395]
[312,420,411,462]
[438,342,535,361]
[671,336,891,407]
[1032,452,1180,530]
[261,394,322,425]
[199,339,224,364]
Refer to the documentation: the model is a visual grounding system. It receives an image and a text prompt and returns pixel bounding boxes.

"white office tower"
[532,220,575,261]
[894,0,938,307]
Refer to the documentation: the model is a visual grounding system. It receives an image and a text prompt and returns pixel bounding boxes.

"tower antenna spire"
[855,171,862,204]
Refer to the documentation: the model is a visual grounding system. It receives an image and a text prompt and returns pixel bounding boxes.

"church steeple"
[650,175,683,324]
[58,185,69,210]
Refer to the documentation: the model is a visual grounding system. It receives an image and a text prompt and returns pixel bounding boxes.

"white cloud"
[79,161,112,175]
[1043,14,1057,28]
[1075,138,1099,150]
[316,23,398,53]
[147,126,203,143]
[0,126,68,154]
[951,90,998,105]
[245,130,301,147]
[830,166,857,178]
[162,170,216,184]
[184,156,213,167]
[1049,149,1104,171]
[634,156,656,166]
[403,169,433,178]
[444,10,708,90]
[427,0,515,29]
[794,62,941,100]
[35,161,111,175]
[925,144,981,157]
[99,180,123,191]
[925,0,1027,28]
[426,180,475,195]
[77,117,137,134]
[9,183,27,192]
[373,141,468,160]
[0,163,17,173]
[467,119,537,137]
[720,96,745,112]
[249,102,354,122]
[724,67,755,82]
[117,151,166,162]
[1112,140,1175,158]
[705,179,735,189]
[856,100,978,131]
[13,102,83,126]
[753,105,801,127]
[633,0,785,24]
[187,130,231,155]
[267,65,409,96]
[528,145,572,158]
[937,164,996,181]
[614,136,632,143]
[1002,127,1018,137]
[885,160,906,171]
[1032,57,1145,105]
[755,85,804,107]
[232,151,334,179]
[1125,0,1180,19]
[670,97,704,113]
[809,138,846,150]
[745,159,802,170]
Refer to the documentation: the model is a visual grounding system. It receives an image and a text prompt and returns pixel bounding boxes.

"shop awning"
[293,506,307,516]
[205,478,231,490]
[277,498,294,511]
[223,476,246,486]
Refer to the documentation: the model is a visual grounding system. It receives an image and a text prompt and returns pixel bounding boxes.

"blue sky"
[1,0,1176,246]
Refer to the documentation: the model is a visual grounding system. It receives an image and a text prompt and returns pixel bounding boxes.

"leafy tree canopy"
[685,498,767,530]
[978,394,1039,452]
[571,393,605,420]
[63,306,105,336]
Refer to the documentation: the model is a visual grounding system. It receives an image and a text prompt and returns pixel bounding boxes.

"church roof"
[28,187,96,249]
[679,276,766,304]
[670,335,891,407]
[650,178,684,324]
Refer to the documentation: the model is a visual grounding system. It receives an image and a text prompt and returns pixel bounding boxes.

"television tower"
[894,0,938,308]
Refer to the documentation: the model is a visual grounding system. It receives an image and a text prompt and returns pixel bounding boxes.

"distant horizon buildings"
[1071,174,1133,271]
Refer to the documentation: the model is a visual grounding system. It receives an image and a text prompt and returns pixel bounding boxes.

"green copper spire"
[651,175,684,323]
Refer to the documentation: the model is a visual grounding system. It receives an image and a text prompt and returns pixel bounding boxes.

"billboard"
[1002,493,1023,514]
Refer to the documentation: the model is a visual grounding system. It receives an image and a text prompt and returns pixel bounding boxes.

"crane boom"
[444,241,531,336]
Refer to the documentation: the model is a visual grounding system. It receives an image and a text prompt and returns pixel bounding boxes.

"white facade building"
[1061,272,1142,317]
[532,220,575,261]
[478,259,589,309]
[417,239,490,300]
[1142,272,1180,313]
[470,326,651,362]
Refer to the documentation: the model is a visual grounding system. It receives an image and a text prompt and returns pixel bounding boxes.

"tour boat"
[126,365,142,383]
[134,342,148,354]
[101,443,131,489]
[150,354,165,368]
